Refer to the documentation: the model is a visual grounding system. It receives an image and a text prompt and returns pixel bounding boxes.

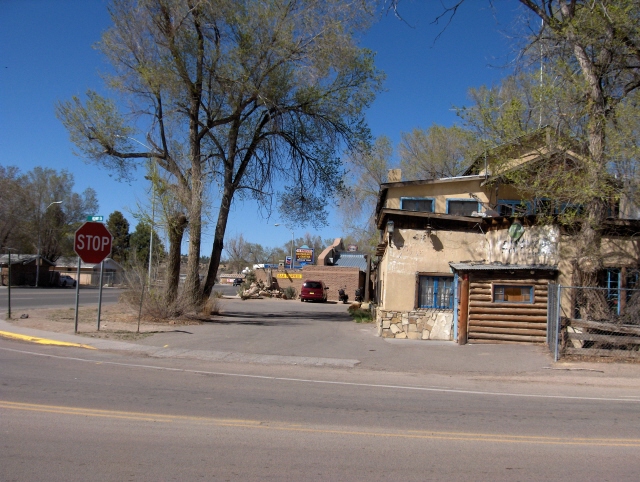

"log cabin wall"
[466,271,554,344]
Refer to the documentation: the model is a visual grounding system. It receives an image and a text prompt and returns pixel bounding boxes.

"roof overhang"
[377,208,484,229]
[449,262,558,272]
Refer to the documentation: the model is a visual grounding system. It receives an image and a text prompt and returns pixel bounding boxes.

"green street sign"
[87,215,104,222]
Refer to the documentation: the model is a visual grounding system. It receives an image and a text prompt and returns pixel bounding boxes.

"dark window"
[594,268,640,315]
[447,200,478,216]
[401,198,433,213]
[498,199,531,216]
[418,276,454,309]
[303,281,323,289]
[493,285,533,303]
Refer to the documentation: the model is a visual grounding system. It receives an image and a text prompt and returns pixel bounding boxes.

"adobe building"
[374,130,640,344]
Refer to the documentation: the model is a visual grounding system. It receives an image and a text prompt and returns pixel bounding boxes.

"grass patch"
[348,305,374,323]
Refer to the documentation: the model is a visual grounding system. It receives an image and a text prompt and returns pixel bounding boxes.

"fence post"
[554,284,562,362]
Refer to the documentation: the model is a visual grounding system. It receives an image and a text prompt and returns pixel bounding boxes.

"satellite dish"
[508,221,525,241]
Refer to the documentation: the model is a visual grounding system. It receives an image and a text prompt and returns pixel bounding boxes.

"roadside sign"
[86,215,104,221]
[74,222,113,264]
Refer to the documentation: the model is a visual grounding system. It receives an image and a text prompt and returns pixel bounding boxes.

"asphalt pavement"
[2,293,640,387]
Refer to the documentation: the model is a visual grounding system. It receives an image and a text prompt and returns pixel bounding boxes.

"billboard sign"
[295,247,314,266]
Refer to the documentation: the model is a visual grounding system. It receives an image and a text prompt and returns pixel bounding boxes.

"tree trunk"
[164,213,188,306]
[202,189,233,300]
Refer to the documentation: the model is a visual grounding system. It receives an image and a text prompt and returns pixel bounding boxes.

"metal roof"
[0,254,54,266]
[332,252,368,271]
[449,262,557,272]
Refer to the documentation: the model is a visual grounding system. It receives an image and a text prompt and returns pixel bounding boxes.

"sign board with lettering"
[295,247,314,266]
[74,222,113,264]
[276,273,303,279]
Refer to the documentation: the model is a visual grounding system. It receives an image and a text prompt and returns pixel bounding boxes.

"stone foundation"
[376,309,453,341]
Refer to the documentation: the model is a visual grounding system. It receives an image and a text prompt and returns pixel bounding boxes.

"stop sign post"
[74,222,113,264]
[73,222,113,333]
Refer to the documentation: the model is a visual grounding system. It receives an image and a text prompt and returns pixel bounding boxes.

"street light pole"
[274,224,295,269]
[36,201,63,287]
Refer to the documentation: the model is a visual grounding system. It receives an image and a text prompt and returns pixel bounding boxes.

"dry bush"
[202,296,221,316]
[121,262,188,320]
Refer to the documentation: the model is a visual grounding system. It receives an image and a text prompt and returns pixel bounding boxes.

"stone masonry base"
[376,309,453,341]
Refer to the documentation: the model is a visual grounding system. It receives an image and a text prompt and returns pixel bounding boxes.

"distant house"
[373,130,640,344]
[52,257,125,286]
[0,254,55,286]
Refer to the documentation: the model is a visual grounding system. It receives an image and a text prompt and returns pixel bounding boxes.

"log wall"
[466,272,552,344]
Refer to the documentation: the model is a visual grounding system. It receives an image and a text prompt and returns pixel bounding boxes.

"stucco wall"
[485,224,560,266]
[384,178,490,213]
[381,228,484,312]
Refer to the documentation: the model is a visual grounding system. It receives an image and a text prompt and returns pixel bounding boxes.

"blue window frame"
[493,285,534,303]
[401,197,434,213]
[446,199,479,216]
[418,276,454,309]
[597,268,640,314]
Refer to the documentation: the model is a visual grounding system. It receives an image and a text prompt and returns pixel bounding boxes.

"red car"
[300,280,328,302]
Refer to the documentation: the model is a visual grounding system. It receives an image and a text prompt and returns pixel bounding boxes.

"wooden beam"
[469,315,547,329]
[568,319,640,336]
[563,347,640,358]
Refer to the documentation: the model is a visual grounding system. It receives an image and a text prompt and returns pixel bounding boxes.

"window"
[497,199,531,217]
[447,199,479,216]
[401,197,433,213]
[493,285,533,303]
[597,268,640,313]
[418,276,454,309]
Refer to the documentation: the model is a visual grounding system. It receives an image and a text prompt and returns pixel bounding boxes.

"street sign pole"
[74,257,81,333]
[97,260,104,330]
[74,221,113,334]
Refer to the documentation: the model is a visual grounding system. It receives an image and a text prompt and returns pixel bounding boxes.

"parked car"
[300,280,328,302]
[59,275,76,287]
[232,278,244,286]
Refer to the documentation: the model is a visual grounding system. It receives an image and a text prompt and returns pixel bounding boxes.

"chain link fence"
[548,284,640,361]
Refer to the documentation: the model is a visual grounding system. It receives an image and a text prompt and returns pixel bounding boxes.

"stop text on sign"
[75,234,111,252]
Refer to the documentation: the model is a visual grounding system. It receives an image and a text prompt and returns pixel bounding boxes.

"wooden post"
[458,274,469,345]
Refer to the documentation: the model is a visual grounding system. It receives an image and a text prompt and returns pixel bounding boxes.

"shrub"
[283,286,297,300]
[348,304,373,323]
[202,296,221,315]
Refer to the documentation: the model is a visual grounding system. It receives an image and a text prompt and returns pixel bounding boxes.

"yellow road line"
[2,400,639,447]
[0,331,96,349]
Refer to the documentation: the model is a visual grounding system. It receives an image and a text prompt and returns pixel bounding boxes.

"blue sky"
[0,0,523,254]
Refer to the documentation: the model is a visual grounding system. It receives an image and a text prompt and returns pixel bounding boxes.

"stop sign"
[74,222,113,264]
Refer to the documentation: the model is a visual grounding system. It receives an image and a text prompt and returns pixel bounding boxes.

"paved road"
[0,287,123,310]
[0,284,240,312]
[2,341,639,481]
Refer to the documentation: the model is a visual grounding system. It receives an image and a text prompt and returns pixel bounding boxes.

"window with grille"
[418,276,454,309]
[401,197,433,213]
[447,199,479,216]
[493,285,533,303]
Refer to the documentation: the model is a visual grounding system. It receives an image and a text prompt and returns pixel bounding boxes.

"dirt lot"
[5,303,204,341]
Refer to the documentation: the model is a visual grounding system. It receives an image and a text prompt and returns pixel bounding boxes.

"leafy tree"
[106,210,130,263]
[129,221,165,269]
[0,166,29,251]
[0,166,98,261]
[56,0,382,306]
[339,136,395,253]
[399,124,480,180]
